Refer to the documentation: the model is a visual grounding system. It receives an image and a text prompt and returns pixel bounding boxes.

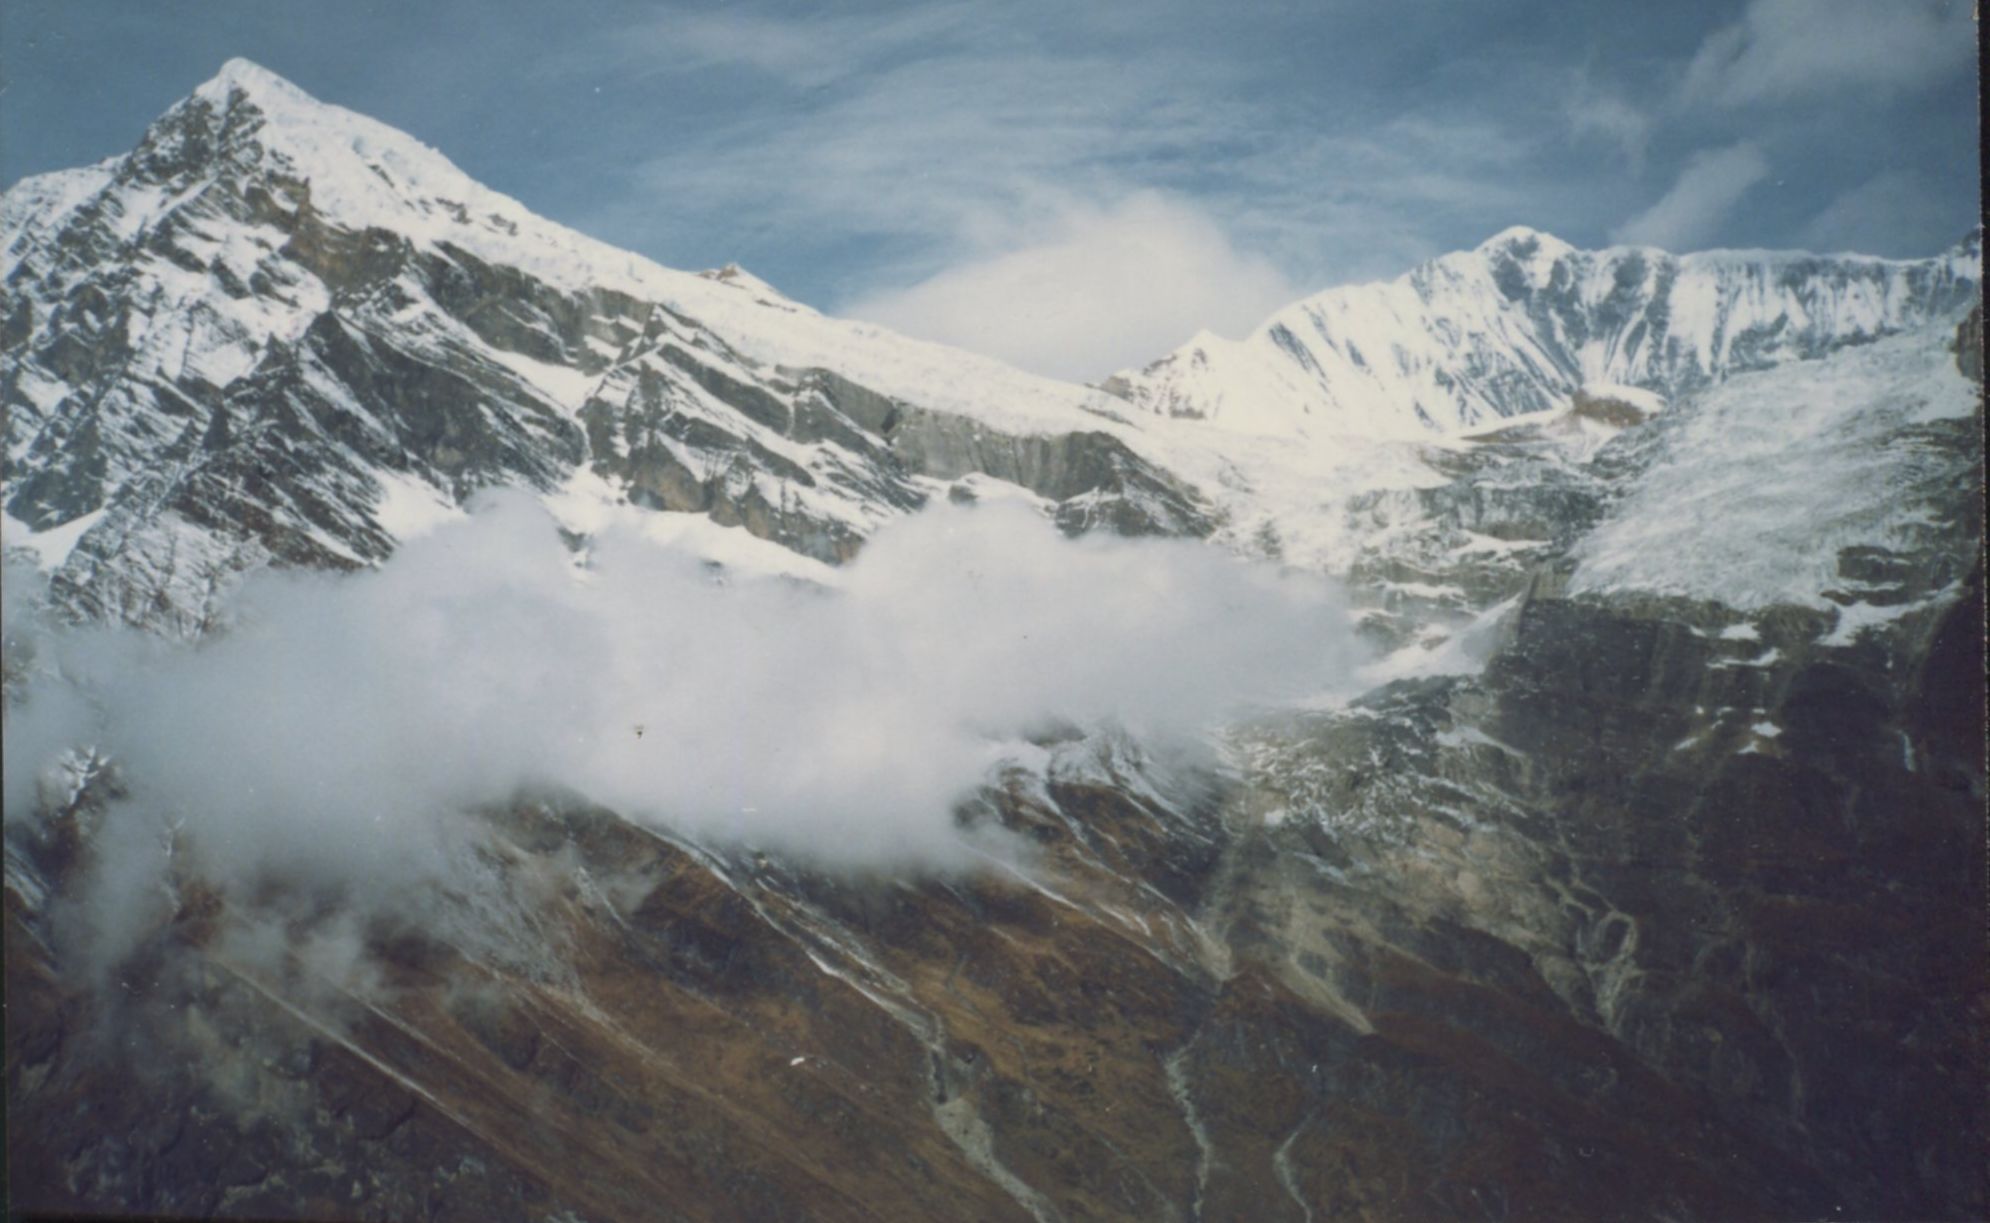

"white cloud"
[1611,142,1770,250]
[3,496,1363,973]
[841,193,1297,381]
[1563,72,1653,171]
[1680,0,1974,108]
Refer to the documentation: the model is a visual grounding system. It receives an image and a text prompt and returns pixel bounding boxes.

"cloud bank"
[4,496,1362,969]
[844,194,1296,382]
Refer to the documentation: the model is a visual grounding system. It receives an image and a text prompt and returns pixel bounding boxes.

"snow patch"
[1,508,106,571]
[1819,586,1962,646]
[484,348,601,409]
[1354,595,1519,687]
[371,472,463,542]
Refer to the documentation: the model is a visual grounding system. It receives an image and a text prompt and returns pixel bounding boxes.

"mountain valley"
[3,60,1984,1223]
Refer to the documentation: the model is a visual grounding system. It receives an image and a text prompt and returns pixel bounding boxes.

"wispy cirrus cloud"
[607,44,1241,255]
[518,1,1974,375]
[1562,70,1653,172]
[555,2,980,91]
[1611,142,1770,251]
[1679,0,1974,108]
[551,3,1573,375]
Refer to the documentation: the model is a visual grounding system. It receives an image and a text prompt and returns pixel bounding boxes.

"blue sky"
[3,0,1979,379]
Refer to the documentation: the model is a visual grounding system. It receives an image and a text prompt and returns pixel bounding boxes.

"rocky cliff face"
[2,60,1208,634]
[5,60,1984,1223]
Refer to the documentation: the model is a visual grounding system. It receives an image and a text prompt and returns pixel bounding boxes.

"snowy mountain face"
[2,60,1208,633]
[4,61,1986,1223]
[1106,225,1980,438]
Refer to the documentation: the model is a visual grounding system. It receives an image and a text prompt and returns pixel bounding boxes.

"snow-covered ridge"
[0,161,118,255]
[1108,223,1981,440]
[15,58,1134,441]
[2,60,1226,634]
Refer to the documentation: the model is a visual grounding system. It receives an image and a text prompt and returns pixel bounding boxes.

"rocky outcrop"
[880,405,1214,538]
[1569,385,1660,428]
[1958,299,1984,384]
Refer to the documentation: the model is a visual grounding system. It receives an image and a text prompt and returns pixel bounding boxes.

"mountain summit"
[3,60,1217,631]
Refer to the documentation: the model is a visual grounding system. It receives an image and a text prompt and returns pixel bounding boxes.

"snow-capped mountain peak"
[192,55,315,105]
[168,56,497,218]
[110,59,628,295]
[1473,224,1579,281]
[2,61,1225,631]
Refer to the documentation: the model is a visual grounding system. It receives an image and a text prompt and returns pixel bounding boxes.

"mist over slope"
[3,494,1361,974]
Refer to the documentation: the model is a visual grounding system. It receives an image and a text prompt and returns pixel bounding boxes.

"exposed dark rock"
[1957,299,1984,384]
